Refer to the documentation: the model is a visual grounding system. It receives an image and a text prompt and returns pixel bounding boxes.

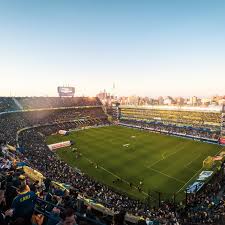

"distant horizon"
[0,1,224,97]
[1,90,225,99]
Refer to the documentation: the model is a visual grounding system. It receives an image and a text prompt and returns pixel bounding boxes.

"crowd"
[120,119,220,141]
[1,122,225,225]
[15,122,225,224]
[120,108,221,130]
[0,98,225,224]
[0,97,18,113]
[18,126,145,214]
[0,97,102,112]
[0,152,111,225]
[0,107,107,146]
[14,97,102,110]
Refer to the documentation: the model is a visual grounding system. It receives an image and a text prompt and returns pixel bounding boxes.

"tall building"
[176,97,185,106]
[158,96,164,105]
[164,96,175,105]
[189,96,198,106]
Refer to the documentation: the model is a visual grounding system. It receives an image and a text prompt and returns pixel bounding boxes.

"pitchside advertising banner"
[23,166,44,185]
[48,140,73,151]
[58,130,69,135]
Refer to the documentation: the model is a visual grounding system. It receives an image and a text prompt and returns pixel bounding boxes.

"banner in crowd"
[6,144,16,152]
[84,197,105,209]
[51,181,70,192]
[16,161,27,168]
[58,130,69,135]
[197,171,213,181]
[23,166,44,185]
[48,140,73,151]
[186,181,204,193]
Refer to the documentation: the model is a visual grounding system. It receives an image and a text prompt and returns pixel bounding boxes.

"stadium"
[1,92,225,225]
[1,1,225,224]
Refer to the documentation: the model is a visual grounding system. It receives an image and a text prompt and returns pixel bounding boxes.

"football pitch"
[47,126,223,201]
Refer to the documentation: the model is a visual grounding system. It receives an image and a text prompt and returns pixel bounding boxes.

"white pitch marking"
[176,146,225,194]
[148,167,185,184]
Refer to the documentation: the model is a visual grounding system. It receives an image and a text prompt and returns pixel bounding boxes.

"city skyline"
[97,89,225,107]
[0,0,225,97]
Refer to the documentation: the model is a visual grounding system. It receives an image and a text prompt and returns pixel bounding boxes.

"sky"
[0,0,224,97]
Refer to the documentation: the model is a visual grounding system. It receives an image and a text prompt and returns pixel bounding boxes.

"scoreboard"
[57,86,75,97]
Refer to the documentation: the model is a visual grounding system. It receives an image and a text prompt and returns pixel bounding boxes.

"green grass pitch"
[47,126,223,201]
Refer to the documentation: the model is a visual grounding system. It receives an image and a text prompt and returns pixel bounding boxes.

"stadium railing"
[35,197,108,225]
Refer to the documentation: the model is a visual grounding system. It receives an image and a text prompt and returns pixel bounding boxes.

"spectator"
[11,183,37,224]
[112,210,126,225]
[31,210,44,225]
[56,208,77,225]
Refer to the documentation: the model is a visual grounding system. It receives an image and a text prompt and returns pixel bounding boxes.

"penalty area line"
[82,155,148,196]
[184,154,201,168]
[148,142,188,168]
[148,167,185,184]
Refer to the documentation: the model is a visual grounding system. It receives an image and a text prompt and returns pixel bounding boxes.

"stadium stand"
[0,107,107,146]
[14,97,102,110]
[119,106,223,143]
[0,97,225,225]
[119,119,220,141]
[120,106,221,130]
[0,97,19,112]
